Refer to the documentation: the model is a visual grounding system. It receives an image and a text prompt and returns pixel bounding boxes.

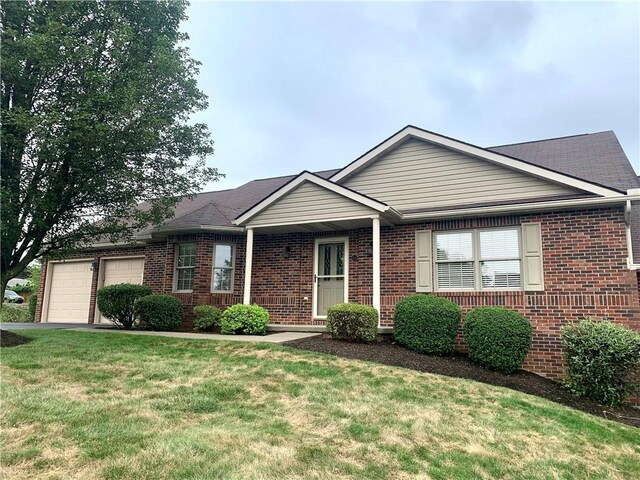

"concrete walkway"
[69,327,320,343]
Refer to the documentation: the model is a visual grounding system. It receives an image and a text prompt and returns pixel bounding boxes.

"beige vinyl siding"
[342,139,580,211]
[248,181,377,226]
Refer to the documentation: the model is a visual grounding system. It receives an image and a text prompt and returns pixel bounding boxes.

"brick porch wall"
[36,206,640,381]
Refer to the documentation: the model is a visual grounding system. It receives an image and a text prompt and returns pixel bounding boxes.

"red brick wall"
[37,207,640,382]
[375,208,640,378]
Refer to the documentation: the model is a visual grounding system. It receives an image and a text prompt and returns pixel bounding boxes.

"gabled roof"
[128,128,639,259]
[489,131,640,193]
[330,125,626,197]
[233,171,394,226]
[142,169,340,233]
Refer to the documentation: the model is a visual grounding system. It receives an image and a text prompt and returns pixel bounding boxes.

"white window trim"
[173,243,196,293]
[434,227,522,292]
[211,242,235,294]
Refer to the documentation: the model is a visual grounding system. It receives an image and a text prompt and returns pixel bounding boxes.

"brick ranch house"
[36,126,640,379]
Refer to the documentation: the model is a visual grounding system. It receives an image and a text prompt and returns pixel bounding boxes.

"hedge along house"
[36,126,640,378]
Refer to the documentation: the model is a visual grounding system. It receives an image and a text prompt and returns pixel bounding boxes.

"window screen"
[212,244,234,292]
[175,243,196,291]
[435,232,475,289]
[479,229,521,289]
[433,228,522,291]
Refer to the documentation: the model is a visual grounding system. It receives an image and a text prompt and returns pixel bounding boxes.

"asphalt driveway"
[0,322,105,330]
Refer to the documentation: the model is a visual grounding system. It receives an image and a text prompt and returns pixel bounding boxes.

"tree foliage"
[0,0,218,294]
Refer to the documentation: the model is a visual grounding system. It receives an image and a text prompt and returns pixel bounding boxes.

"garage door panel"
[46,261,93,323]
[98,258,145,323]
[103,258,144,286]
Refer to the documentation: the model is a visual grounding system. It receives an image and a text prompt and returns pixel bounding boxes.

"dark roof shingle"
[147,169,340,232]
[489,131,639,192]
[141,131,640,262]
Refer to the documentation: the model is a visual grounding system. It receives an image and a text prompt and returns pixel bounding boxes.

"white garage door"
[45,261,93,323]
[97,258,145,323]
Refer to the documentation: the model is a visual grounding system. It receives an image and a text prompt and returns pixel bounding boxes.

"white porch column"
[243,227,254,305]
[372,216,381,325]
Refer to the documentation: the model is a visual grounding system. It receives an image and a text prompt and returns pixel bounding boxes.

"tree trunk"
[0,277,8,311]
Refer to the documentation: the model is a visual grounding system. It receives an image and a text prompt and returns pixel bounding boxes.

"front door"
[314,238,348,317]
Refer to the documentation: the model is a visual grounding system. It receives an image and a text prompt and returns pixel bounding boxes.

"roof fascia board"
[88,240,148,249]
[400,194,640,222]
[151,225,245,236]
[234,171,389,225]
[330,126,624,197]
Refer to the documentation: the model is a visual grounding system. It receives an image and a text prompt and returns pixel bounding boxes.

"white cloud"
[184,1,639,189]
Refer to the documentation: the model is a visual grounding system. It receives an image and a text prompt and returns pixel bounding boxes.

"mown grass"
[1,329,638,479]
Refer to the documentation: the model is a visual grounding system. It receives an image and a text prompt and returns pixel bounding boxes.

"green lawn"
[1,330,638,479]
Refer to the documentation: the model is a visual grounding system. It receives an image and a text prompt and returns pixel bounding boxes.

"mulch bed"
[0,330,32,347]
[285,335,640,428]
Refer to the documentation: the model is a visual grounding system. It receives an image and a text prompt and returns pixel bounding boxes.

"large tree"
[1,0,219,295]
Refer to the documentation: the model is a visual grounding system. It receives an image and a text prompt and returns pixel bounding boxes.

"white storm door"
[314,238,348,317]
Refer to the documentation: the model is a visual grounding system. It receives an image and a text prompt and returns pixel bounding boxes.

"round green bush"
[326,303,378,343]
[220,304,269,335]
[562,319,640,406]
[134,294,183,331]
[393,295,461,355]
[193,305,222,332]
[28,294,38,322]
[463,307,532,373]
[96,283,152,329]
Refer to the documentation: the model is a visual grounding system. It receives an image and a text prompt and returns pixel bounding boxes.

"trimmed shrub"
[393,295,461,355]
[28,294,38,322]
[220,304,269,335]
[464,307,532,373]
[97,283,152,329]
[0,304,31,323]
[193,305,222,332]
[326,303,378,343]
[135,294,183,331]
[562,319,640,406]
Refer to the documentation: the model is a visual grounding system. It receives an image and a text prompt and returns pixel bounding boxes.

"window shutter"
[415,230,433,292]
[522,223,544,291]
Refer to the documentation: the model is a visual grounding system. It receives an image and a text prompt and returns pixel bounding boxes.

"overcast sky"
[184,1,640,191]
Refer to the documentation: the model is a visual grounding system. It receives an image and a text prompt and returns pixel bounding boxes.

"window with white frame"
[434,228,521,290]
[211,243,234,292]
[174,243,196,292]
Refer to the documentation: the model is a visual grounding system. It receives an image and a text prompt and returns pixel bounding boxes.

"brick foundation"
[37,207,640,383]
